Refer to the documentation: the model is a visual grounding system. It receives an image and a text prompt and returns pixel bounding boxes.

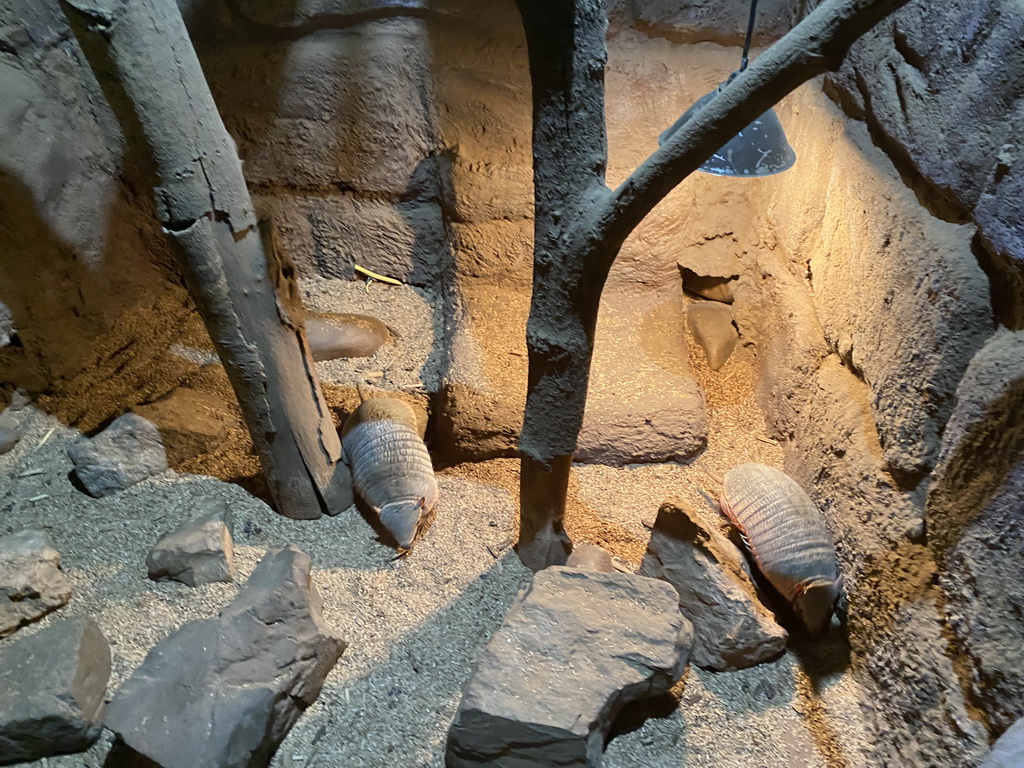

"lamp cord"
[740,0,759,71]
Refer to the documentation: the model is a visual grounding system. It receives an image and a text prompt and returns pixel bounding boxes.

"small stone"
[640,499,788,671]
[305,314,388,361]
[105,545,346,768]
[146,500,236,587]
[67,412,167,497]
[687,302,739,371]
[0,616,111,764]
[0,529,72,638]
[980,717,1024,768]
[0,423,17,455]
[565,544,615,572]
[133,388,230,465]
[681,267,736,303]
[446,567,691,767]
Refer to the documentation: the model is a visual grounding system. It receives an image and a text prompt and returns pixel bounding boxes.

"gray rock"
[640,500,788,671]
[0,616,111,764]
[67,412,168,497]
[446,567,691,767]
[305,315,389,361]
[0,423,17,455]
[105,545,346,768]
[687,301,738,371]
[0,529,72,637]
[564,544,615,572]
[928,328,1024,731]
[133,388,231,465]
[680,266,735,303]
[980,718,1024,768]
[146,500,236,587]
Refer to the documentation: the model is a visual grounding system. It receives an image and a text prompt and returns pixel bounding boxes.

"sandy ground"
[0,289,875,768]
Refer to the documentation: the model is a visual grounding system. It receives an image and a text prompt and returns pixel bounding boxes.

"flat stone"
[446,567,691,767]
[133,388,230,466]
[67,412,168,497]
[687,301,738,371]
[0,616,110,764]
[0,529,72,638]
[146,499,236,587]
[230,0,427,29]
[640,499,788,671]
[437,284,708,465]
[564,544,615,572]
[981,718,1024,768]
[305,314,388,361]
[0,423,17,455]
[105,545,346,768]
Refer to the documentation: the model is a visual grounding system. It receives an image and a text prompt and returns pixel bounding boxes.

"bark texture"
[514,0,913,570]
[61,0,352,519]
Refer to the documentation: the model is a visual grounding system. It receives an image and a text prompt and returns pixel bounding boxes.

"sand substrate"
[0,328,877,768]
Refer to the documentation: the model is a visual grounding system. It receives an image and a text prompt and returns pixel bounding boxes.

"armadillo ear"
[416,496,426,510]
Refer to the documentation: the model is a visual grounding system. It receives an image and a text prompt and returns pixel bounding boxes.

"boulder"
[980,718,1024,768]
[0,423,17,455]
[305,315,389,361]
[146,499,236,587]
[133,388,230,465]
[67,412,167,497]
[687,301,738,371]
[0,529,72,637]
[446,567,691,767]
[564,544,615,573]
[0,616,110,764]
[105,545,346,768]
[640,500,788,671]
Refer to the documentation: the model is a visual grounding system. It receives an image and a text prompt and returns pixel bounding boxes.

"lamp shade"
[659,88,796,177]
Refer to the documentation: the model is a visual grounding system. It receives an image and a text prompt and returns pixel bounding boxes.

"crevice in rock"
[971,232,1024,331]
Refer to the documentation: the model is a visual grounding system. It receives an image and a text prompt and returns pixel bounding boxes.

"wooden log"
[62,0,352,519]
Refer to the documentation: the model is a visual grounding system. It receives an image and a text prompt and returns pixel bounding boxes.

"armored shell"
[720,463,840,635]
[342,398,438,550]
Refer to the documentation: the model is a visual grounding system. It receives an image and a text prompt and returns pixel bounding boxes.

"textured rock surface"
[0,529,72,637]
[68,412,168,497]
[0,616,110,764]
[810,117,992,479]
[446,567,691,767]
[305,315,389,361]
[607,0,804,45]
[146,499,236,587]
[681,268,735,303]
[230,0,427,28]
[640,499,788,671]
[105,545,346,768]
[687,301,738,371]
[133,387,230,466]
[928,328,1024,731]
[981,718,1024,768]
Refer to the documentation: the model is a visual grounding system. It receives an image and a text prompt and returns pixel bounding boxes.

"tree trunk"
[514,0,914,570]
[62,0,353,520]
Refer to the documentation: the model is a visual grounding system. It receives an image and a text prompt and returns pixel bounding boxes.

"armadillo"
[719,463,841,635]
[341,397,438,550]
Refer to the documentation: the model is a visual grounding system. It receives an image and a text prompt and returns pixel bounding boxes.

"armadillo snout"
[380,498,425,549]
